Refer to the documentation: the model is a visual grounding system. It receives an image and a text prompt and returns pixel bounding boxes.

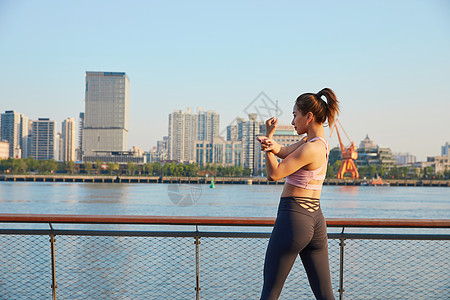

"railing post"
[338,227,346,300]
[194,226,201,299]
[49,223,57,300]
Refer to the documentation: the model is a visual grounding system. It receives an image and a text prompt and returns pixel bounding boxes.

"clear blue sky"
[1,0,449,161]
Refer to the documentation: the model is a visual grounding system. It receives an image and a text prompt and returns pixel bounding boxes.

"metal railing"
[0,214,449,300]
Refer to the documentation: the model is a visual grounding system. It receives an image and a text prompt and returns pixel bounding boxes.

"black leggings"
[260,197,335,300]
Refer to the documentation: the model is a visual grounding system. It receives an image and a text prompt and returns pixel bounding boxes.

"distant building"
[151,136,169,162]
[82,72,130,159]
[130,146,144,157]
[83,150,146,164]
[394,152,416,165]
[30,118,56,160]
[197,108,220,141]
[237,114,265,174]
[442,142,449,157]
[61,118,76,162]
[168,108,197,163]
[157,136,169,153]
[226,118,242,141]
[0,141,9,159]
[76,112,84,161]
[168,108,220,163]
[194,136,243,167]
[56,132,63,161]
[0,110,29,158]
[359,134,376,149]
[355,135,395,170]
[414,156,450,176]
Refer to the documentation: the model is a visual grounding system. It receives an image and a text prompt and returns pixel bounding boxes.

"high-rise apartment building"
[197,109,220,141]
[442,142,449,157]
[237,114,265,173]
[56,132,63,161]
[0,110,29,158]
[76,112,84,161]
[30,118,56,160]
[82,72,130,159]
[168,108,220,163]
[62,117,76,161]
[168,108,197,163]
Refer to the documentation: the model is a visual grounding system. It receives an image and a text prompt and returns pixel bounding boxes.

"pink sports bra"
[285,137,329,191]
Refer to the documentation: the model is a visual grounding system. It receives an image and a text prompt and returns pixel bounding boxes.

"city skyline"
[1,1,449,161]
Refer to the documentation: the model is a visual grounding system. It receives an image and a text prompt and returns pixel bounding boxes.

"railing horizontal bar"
[1,229,449,241]
[0,229,199,237]
[0,214,449,228]
[328,233,450,240]
[0,229,272,238]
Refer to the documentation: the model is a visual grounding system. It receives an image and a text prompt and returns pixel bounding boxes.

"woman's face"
[291,105,308,135]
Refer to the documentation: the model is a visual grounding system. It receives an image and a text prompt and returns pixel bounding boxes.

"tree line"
[0,158,252,177]
[326,160,449,180]
[1,157,448,179]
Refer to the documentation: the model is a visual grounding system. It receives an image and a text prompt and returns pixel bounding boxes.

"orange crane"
[329,119,359,179]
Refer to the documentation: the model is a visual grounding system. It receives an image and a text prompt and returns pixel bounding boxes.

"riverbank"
[1,174,449,187]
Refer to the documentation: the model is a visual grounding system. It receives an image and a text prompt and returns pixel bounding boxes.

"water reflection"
[0,182,449,219]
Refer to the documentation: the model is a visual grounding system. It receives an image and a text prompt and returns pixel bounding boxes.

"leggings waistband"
[279,197,321,215]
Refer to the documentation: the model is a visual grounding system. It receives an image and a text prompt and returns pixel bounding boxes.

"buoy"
[210,177,215,189]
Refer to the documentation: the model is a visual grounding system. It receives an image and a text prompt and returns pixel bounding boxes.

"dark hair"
[295,88,340,127]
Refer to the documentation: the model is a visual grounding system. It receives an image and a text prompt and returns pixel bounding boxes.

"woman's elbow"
[267,174,280,181]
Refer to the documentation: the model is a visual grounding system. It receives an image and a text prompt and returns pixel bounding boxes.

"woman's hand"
[257,136,280,153]
[265,117,278,138]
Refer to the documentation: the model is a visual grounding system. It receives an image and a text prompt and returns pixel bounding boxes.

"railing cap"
[0,214,449,228]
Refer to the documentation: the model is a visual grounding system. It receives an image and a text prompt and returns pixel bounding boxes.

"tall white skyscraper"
[168,108,220,163]
[62,117,76,161]
[82,72,130,159]
[76,112,84,161]
[238,114,264,173]
[168,108,197,163]
[197,109,220,141]
[30,118,56,160]
[0,110,29,158]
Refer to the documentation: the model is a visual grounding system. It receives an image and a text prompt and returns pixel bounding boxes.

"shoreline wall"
[0,175,449,187]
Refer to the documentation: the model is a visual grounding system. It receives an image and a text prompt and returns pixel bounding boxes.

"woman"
[257,88,339,300]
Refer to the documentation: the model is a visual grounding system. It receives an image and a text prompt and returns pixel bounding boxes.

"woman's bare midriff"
[281,182,323,212]
[281,182,322,199]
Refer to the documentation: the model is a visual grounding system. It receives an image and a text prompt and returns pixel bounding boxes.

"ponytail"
[316,88,339,127]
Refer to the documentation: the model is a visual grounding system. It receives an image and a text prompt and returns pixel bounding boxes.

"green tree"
[107,162,119,175]
[24,157,38,172]
[423,166,434,179]
[184,163,199,177]
[153,162,162,176]
[127,161,136,175]
[142,162,153,175]
[332,160,342,177]
[66,161,75,174]
[326,166,336,178]
[357,165,369,178]
[85,162,93,175]
[95,160,103,174]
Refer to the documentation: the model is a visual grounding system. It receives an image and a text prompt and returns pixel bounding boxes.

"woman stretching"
[258,88,339,300]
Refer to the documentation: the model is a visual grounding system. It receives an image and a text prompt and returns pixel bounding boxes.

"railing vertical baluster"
[194,226,201,299]
[49,223,57,300]
[339,226,346,300]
